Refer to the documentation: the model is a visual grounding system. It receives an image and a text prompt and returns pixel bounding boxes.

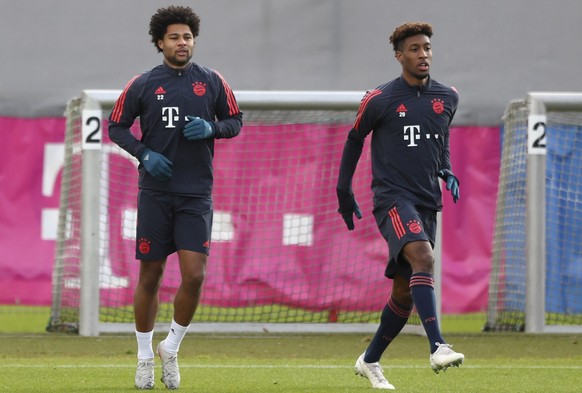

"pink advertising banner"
[0,117,499,313]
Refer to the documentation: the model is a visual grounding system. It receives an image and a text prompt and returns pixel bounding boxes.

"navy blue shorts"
[135,189,213,260]
[373,200,437,279]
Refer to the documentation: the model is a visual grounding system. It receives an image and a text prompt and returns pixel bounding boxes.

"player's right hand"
[140,149,173,181]
[336,189,363,230]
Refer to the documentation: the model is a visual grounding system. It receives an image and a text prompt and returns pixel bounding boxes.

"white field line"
[0,364,581,370]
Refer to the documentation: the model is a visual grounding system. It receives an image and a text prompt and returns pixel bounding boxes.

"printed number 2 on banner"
[82,110,103,150]
[527,115,547,155]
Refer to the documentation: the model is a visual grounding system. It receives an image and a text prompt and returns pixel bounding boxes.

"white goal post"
[50,89,442,336]
[526,92,582,334]
[487,92,582,334]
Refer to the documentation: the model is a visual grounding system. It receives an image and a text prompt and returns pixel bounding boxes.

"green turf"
[0,333,579,392]
[0,306,50,334]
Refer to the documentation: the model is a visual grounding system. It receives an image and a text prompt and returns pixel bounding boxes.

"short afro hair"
[389,22,433,52]
[149,6,201,52]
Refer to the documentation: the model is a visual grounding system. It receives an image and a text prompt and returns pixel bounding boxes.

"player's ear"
[395,51,403,63]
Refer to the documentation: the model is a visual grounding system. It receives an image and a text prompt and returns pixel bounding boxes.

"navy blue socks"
[364,296,412,363]
[410,272,444,353]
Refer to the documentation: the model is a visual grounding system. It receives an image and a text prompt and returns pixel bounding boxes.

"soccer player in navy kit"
[336,22,464,390]
[108,6,242,390]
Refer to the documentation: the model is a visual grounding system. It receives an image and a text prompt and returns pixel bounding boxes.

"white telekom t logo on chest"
[403,125,421,147]
[162,107,180,128]
[403,125,440,147]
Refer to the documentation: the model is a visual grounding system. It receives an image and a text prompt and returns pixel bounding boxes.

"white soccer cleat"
[354,353,395,390]
[135,359,155,390]
[157,340,181,390]
[430,342,464,374]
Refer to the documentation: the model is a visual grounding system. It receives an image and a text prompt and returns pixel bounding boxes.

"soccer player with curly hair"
[337,22,464,390]
[109,5,243,390]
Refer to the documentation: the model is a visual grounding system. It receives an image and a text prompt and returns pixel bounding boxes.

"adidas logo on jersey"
[155,86,166,100]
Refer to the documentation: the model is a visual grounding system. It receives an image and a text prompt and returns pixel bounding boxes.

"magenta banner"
[0,117,499,313]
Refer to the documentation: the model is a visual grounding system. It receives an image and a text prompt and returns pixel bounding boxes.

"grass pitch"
[0,333,580,392]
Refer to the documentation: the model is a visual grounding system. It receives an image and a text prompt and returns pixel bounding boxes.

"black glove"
[337,189,362,230]
[438,169,460,203]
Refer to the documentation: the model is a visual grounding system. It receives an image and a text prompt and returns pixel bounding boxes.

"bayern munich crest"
[193,82,206,96]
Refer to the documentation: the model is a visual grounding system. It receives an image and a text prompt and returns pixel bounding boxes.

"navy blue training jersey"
[338,76,458,210]
[108,62,243,196]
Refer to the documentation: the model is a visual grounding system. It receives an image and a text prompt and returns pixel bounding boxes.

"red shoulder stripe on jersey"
[215,71,239,116]
[110,75,140,123]
[353,89,381,130]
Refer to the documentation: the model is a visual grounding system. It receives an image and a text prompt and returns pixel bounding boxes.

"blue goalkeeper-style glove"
[337,189,363,230]
[140,149,173,181]
[438,169,460,203]
[184,116,215,140]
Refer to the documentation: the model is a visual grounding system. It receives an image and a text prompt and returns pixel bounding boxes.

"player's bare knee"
[182,271,206,290]
[138,265,165,291]
[408,251,434,274]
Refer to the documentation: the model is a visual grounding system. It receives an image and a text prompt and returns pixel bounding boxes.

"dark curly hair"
[149,6,201,52]
[389,22,433,52]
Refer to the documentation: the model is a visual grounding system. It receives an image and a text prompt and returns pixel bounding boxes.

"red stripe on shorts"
[389,207,406,239]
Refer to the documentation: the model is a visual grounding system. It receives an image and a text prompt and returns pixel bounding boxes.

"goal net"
[487,92,582,333]
[48,90,434,336]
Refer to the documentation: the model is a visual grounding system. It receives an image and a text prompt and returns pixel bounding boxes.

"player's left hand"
[184,116,215,140]
[438,169,460,203]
